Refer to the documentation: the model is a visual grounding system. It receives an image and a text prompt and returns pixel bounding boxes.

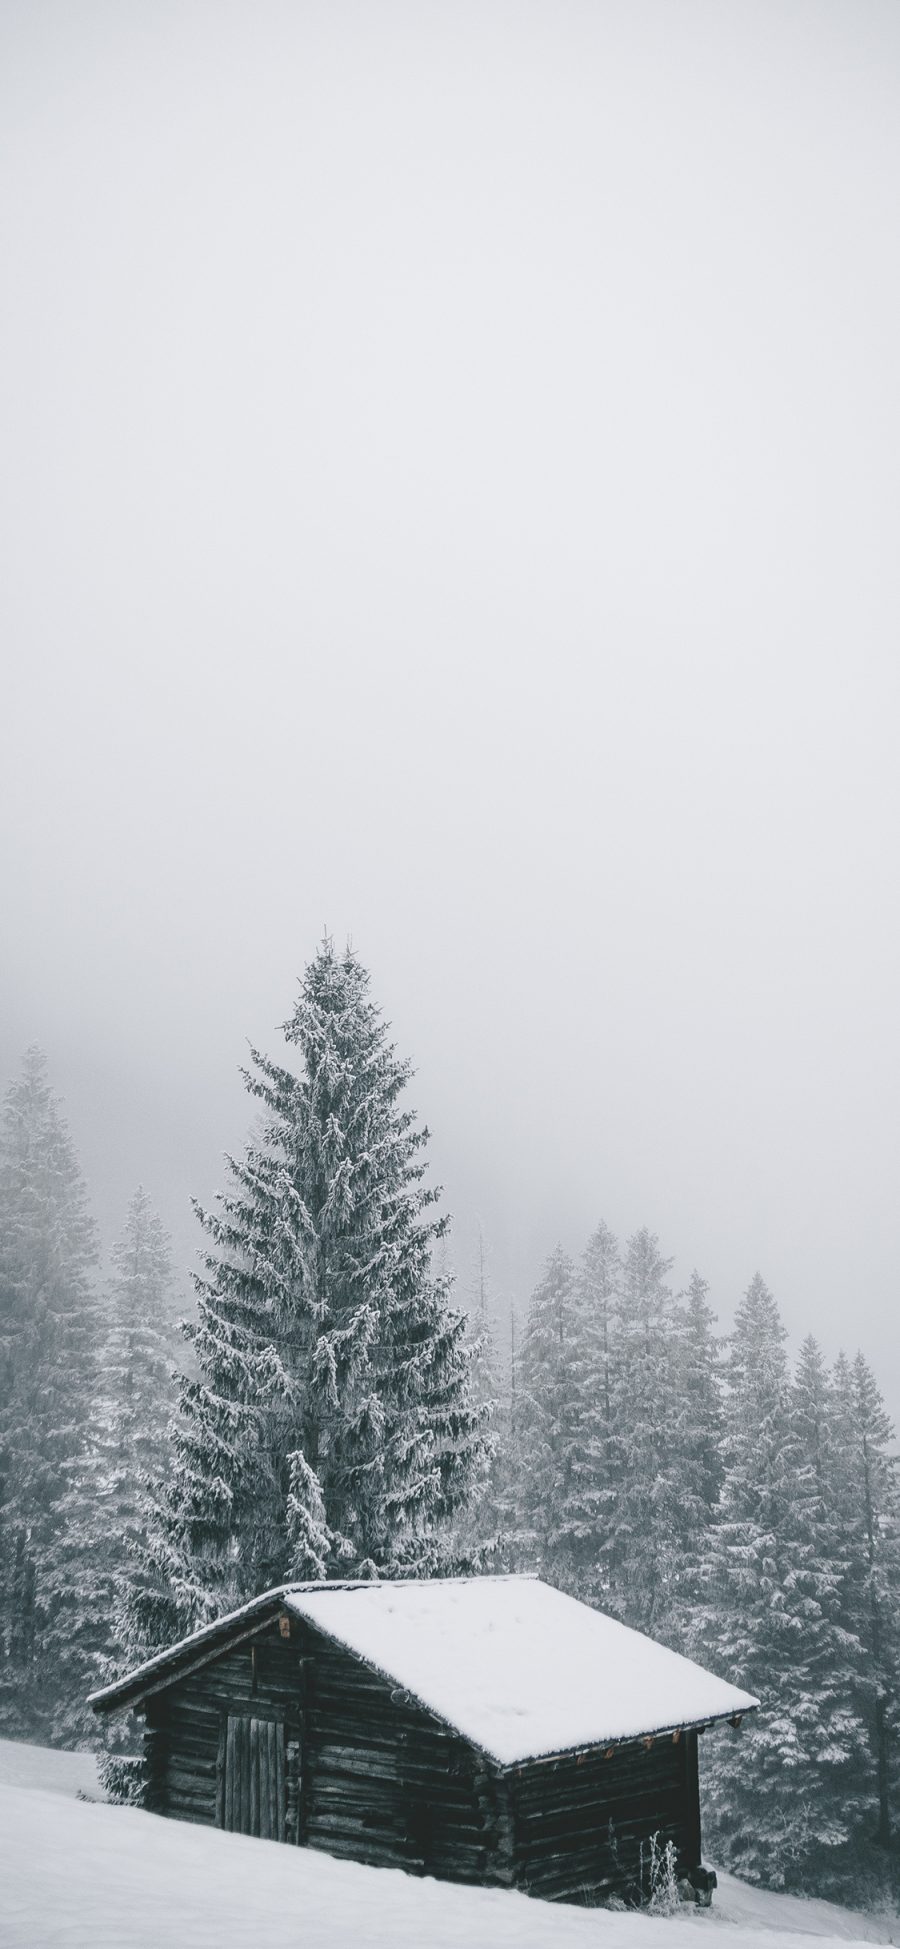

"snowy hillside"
[0,1740,895,1949]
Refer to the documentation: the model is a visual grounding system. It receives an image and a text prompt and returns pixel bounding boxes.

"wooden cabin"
[90,1575,757,1908]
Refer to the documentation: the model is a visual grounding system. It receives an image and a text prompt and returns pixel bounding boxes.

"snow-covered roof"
[284,1576,757,1766]
[91,1574,757,1766]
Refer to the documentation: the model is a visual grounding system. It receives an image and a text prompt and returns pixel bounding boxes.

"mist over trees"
[0,950,898,1907]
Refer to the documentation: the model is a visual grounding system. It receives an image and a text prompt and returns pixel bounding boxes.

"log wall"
[295,1625,500,1882]
[507,1730,702,1905]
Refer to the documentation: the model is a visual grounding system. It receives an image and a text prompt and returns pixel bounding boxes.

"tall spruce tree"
[784,1337,872,1894]
[481,1297,525,1574]
[607,1228,679,1632]
[120,942,485,1661]
[0,1048,100,1740]
[831,1351,900,1876]
[565,1221,620,1605]
[94,1191,178,1696]
[51,1191,180,1743]
[462,1232,501,1422]
[514,1246,585,1588]
[697,1281,870,1892]
[103,1188,178,1498]
[673,1273,722,1519]
[452,1231,502,1567]
[667,1270,723,1637]
[695,1273,795,1883]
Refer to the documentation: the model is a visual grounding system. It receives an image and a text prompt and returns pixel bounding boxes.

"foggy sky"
[2,2,899,1413]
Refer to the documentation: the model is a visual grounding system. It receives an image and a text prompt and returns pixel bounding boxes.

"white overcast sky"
[2,1,899,1410]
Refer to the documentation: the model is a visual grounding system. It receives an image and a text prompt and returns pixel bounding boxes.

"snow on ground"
[0,1782,675,1949]
[285,1577,758,1764]
[711,1878,896,1946]
[0,1735,100,1801]
[0,1742,895,1949]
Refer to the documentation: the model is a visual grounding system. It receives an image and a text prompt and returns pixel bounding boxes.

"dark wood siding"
[508,1732,701,1905]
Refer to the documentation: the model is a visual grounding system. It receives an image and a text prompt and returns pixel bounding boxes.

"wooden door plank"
[240,1714,252,1835]
[275,1721,287,1841]
[225,1718,236,1832]
[216,1718,226,1829]
[250,1718,260,1837]
[271,1720,280,1840]
[260,1719,271,1841]
[261,1720,274,1841]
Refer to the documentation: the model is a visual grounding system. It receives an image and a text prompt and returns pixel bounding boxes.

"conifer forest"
[1,940,898,1909]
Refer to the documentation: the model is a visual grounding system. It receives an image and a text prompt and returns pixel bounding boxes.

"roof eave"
[495,1700,761,1773]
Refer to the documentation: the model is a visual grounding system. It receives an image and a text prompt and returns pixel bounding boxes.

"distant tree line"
[0,943,897,1911]
[483,1236,900,1905]
[0,1048,180,1742]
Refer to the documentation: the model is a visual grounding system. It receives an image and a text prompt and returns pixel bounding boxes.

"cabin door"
[220,1714,287,1841]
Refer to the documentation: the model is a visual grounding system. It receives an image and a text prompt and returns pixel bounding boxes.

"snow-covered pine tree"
[20,1189,177,1745]
[105,1189,178,1470]
[563,1221,621,1606]
[667,1270,723,1638]
[121,941,486,1660]
[606,1228,679,1633]
[463,1231,501,1421]
[514,1246,584,1587]
[452,1230,502,1567]
[830,1351,900,1877]
[695,1273,795,1883]
[0,1048,101,1740]
[783,1337,872,1895]
[90,1191,179,1707]
[486,1299,526,1569]
[698,1282,869,1893]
